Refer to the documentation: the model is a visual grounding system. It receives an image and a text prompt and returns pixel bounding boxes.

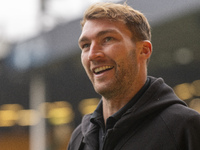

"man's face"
[79,19,142,98]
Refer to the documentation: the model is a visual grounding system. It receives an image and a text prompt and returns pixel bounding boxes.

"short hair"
[81,2,151,42]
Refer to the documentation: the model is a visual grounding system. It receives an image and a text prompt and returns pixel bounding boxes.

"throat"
[102,97,128,117]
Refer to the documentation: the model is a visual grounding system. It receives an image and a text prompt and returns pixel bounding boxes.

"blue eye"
[82,43,90,49]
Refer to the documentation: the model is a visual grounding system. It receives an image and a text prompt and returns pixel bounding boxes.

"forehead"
[79,19,132,43]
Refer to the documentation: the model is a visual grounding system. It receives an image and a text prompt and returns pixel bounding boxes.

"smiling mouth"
[93,66,114,74]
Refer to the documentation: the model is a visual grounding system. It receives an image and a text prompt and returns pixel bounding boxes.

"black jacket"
[67,77,200,150]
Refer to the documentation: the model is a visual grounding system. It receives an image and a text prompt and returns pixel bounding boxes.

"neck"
[102,78,146,124]
[102,97,129,124]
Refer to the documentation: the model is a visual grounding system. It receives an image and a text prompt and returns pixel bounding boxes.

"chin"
[94,87,105,95]
[93,80,116,95]
[94,86,107,95]
[95,85,115,98]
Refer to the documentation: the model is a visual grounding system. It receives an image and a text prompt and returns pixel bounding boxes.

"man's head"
[79,2,152,100]
[81,2,151,42]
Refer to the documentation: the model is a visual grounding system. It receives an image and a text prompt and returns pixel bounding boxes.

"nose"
[88,42,104,61]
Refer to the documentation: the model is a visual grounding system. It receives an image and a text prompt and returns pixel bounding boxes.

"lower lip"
[94,69,113,77]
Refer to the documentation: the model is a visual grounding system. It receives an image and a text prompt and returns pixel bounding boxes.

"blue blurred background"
[0,0,200,149]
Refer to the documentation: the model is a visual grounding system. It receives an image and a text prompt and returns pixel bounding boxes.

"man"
[67,2,200,150]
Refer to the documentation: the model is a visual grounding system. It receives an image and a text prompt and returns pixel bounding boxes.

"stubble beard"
[93,58,138,101]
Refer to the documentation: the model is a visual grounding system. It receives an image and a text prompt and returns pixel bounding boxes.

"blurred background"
[0,0,200,149]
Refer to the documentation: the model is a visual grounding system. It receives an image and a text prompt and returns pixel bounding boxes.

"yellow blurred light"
[18,109,41,126]
[81,105,99,115]
[0,104,23,111]
[39,101,73,118]
[79,98,99,115]
[189,98,200,113]
[191,80,200,96]
[0,110,18,127]
[0,104,23,127]
[47,107,74,125]
[46,101,74,125]
[0,101,75,126]
[174,83,193,100]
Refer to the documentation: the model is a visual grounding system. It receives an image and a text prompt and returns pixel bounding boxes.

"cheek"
[81,53,87,66]
[81,53,91,74]
[120,50,138,71]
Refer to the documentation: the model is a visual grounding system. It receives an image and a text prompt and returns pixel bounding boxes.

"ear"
[139,40,152,61]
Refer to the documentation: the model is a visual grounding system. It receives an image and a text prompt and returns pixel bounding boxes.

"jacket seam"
[159,114,179,150]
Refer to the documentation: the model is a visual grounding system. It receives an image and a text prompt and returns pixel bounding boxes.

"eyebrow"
[78,29,119,44]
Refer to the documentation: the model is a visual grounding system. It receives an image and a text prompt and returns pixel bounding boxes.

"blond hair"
[81,2,151,42]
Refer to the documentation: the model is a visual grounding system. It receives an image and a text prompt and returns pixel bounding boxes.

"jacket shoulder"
[67,124,82,150]
[161,103,200,123]
[67,114,91,150]
[160,104,200,149]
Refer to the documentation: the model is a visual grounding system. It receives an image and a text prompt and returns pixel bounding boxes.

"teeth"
[94,66,113,74]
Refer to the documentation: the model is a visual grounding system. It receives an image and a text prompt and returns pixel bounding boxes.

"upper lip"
[92,65,114,74]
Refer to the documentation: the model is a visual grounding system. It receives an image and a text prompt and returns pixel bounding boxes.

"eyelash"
[82,43,90,49]
[104,37,113,43]
[81,37,114,50]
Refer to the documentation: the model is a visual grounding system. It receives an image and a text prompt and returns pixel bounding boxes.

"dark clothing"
[67,76,200,150]
[91,77,151,150]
